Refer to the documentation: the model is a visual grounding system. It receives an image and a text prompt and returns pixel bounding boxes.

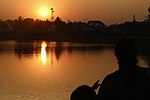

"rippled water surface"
[0,41,149,100]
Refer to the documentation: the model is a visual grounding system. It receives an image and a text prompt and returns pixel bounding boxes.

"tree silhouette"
[53,17,66,31]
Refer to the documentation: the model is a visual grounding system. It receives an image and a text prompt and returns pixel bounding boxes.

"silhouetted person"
[71,81,100,100]
[97,37,150,100]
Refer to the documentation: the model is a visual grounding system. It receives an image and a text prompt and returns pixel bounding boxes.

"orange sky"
[0,0,149,24]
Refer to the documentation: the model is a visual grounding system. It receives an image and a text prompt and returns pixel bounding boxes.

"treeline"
[0,16,150,43]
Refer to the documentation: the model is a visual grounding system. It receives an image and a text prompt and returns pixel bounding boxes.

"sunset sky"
[0,0,149,24]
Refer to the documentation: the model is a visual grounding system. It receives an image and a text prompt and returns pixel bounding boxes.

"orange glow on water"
[41,42,47,65]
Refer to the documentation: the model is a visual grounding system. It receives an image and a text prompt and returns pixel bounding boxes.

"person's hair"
[115,37,137,60]
[70,85,96,100]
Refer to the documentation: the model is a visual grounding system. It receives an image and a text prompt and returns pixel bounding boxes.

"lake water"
[0,41,149,100]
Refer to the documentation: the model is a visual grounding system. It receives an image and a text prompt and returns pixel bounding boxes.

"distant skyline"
[0,0,149,24]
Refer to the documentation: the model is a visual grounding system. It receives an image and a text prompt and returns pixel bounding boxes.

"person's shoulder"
[137,66,150,80]
[100,70,121,89]
[103,70,120,81]
[137,66,150,72]
[138,66,150,69]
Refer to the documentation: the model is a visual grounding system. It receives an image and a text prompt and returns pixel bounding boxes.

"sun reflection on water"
[41,41,47,65]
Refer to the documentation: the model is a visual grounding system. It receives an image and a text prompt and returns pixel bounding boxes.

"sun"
[41,9,48,17]
[38,7,50,19]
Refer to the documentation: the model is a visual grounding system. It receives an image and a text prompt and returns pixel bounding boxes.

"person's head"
[115,37,138,67]
[70,85,96,100]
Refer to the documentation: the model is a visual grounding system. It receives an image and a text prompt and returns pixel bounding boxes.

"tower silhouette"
[50,8,54,21]
[133,14,136,22]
